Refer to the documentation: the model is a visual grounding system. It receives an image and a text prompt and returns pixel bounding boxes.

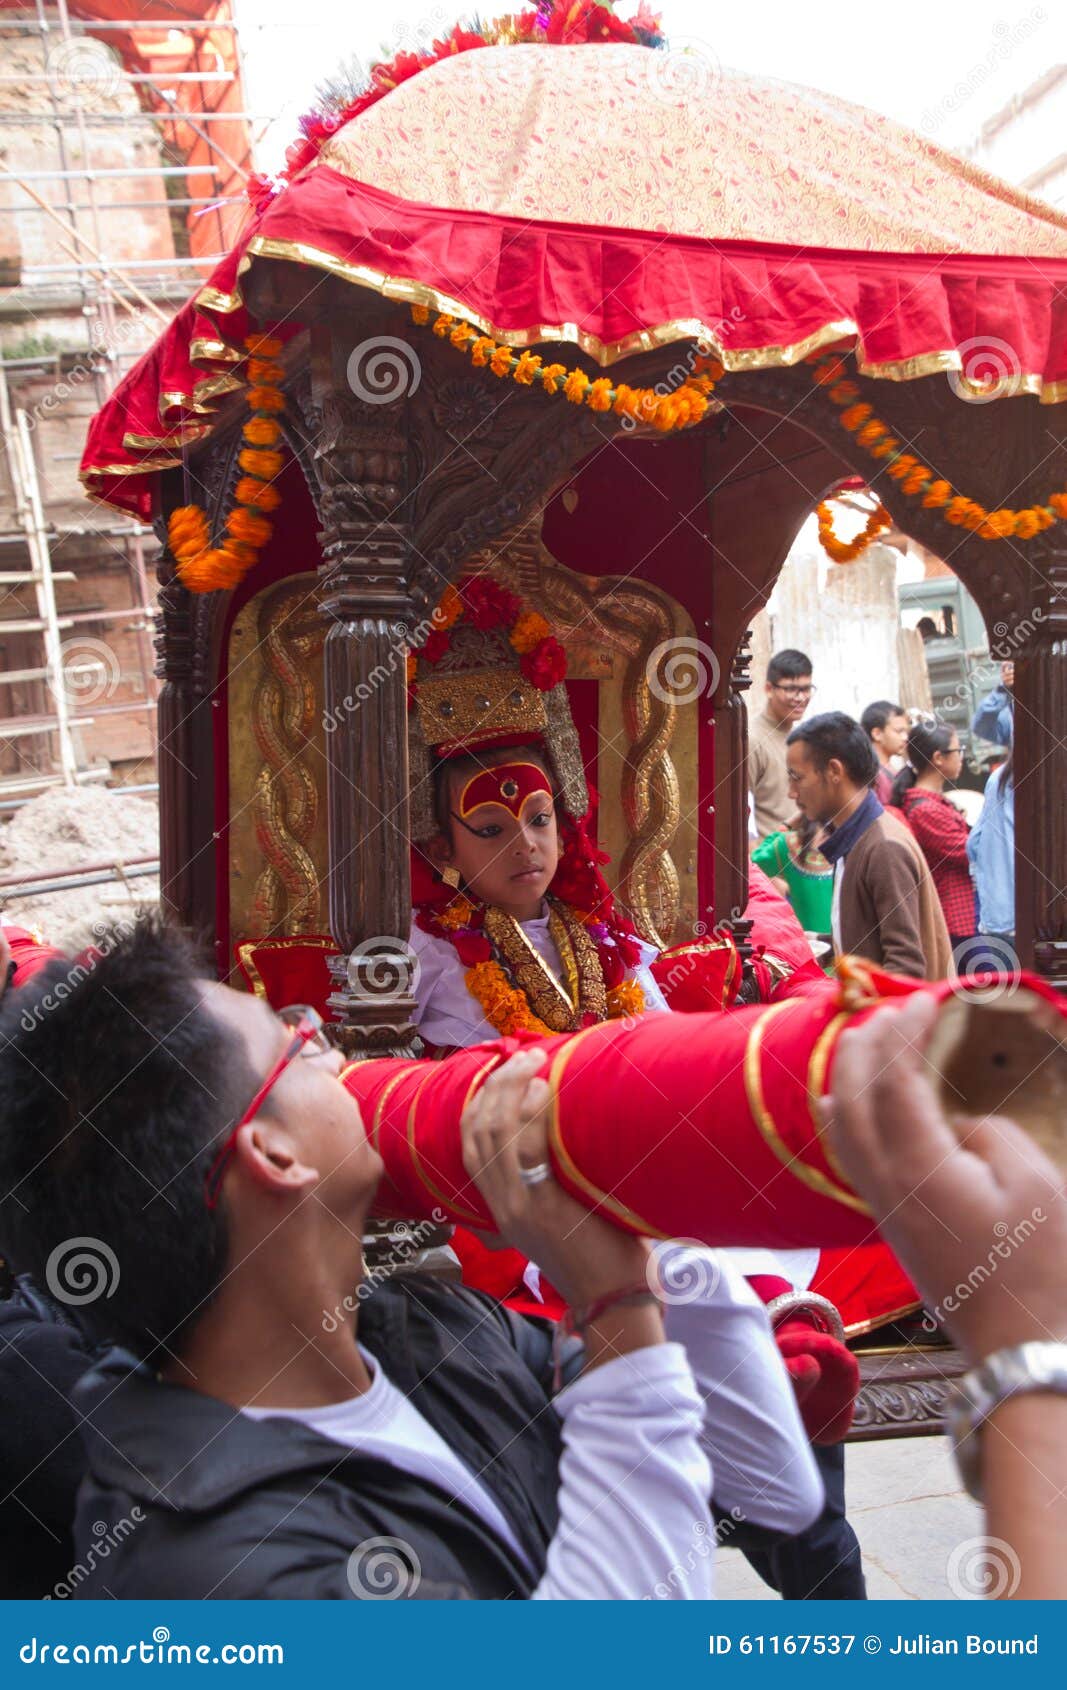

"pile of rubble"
[0,786,160,948]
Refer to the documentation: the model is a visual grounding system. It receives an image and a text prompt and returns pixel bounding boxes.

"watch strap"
[949,1340,1067,1502]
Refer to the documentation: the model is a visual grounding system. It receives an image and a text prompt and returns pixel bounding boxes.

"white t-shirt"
[238,1249,824,1600]
[409,903,670,1048]
[242,1348,527,1565]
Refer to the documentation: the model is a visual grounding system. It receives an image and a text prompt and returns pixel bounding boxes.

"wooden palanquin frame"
[151,267,1067,1439]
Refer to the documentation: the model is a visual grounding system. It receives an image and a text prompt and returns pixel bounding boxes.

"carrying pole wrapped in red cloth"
[344,964,1067,1250]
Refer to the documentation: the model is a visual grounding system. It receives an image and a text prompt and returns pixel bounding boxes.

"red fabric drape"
[81,169,1067,515]
[347,969,1066,1252]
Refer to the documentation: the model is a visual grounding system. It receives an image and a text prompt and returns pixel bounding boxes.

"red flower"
[419,628,451,665]
[246,172,278,212]
[372,50,426,93]
[520,636,567,690]
[461,577,521,629]
[454,931,492,967]
[598,944,625,989]
[435,26,489,54]
[618,934,642,968]
[545,2,636,44]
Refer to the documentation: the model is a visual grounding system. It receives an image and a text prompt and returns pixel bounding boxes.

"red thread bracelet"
[553,1281,660,1392]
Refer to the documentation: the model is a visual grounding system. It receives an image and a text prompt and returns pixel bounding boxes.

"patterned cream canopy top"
[317,44,1067,257]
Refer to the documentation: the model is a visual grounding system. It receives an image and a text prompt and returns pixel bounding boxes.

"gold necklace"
[482,900,607,1032]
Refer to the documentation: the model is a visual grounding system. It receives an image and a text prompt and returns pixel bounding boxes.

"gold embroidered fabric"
[483,899,609,1032]
[318,44,1067,257]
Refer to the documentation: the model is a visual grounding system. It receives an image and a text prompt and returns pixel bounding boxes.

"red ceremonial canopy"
[81,33,1067,516]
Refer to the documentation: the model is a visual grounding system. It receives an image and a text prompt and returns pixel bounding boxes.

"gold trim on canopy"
[189,335,244,365]
[205,237,1067,400]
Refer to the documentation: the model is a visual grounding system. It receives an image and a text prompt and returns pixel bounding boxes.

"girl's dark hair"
[890,719,958,805]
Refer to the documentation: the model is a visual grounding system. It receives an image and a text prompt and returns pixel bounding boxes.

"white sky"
[237,0,1059,175]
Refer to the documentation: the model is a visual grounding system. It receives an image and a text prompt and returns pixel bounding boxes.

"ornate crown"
[407,577,589,840]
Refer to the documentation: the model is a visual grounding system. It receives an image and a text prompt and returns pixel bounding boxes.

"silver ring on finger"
[517,1160,553,1187]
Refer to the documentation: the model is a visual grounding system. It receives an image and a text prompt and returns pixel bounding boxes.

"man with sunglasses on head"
[0,916,822,1600]
[749,649,815,842]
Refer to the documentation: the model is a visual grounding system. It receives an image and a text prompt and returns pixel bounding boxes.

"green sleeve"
[752,831,788,876]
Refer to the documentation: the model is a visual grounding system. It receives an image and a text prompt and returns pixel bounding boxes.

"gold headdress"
[408,579,588,840]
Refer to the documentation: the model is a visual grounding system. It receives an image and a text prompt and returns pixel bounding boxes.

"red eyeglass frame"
[203,1006,325,1210]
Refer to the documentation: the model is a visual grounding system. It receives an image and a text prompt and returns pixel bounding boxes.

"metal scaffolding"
[0,0,260,802]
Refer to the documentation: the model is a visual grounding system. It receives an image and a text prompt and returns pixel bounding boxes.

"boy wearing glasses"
[748,649,815,841]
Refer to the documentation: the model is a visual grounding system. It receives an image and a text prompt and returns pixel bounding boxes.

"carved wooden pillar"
[711,631,754,960]
[1014,539,1067,986]
[309,323,420,1057]
[153,481,205,930]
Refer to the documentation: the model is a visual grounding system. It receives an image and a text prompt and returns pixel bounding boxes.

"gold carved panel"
[227,574,328,941]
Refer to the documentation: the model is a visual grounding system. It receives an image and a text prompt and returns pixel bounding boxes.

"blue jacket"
[967,765,1014,934]
[971,685,1013,749]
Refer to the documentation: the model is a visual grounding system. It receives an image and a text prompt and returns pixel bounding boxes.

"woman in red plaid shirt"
[891,720,977,960]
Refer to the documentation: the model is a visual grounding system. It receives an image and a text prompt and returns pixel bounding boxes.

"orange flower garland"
[167,333,287,593]
[464,957,646,1038]
[816,499,892,564]
[808,348,1060,542]
[411,305,721,433]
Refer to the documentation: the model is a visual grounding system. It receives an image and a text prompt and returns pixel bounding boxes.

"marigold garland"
[464,953,646,1037]
[816,499,892,564]
[808,348,1060,543]
[167,333,286,594]
[411,305,722,434]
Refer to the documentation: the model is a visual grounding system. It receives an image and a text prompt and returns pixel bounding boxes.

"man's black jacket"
[0,1275,103,1597]
[72,1276,582,1599]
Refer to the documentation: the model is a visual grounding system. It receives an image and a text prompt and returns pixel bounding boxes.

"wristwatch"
[948,1340,1067,1502]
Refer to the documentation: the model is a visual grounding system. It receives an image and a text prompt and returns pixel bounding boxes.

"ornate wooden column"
[710,632,754,951]
[308,322,420,1057]
[153,477,216,934]
[1014,537,1067,985]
